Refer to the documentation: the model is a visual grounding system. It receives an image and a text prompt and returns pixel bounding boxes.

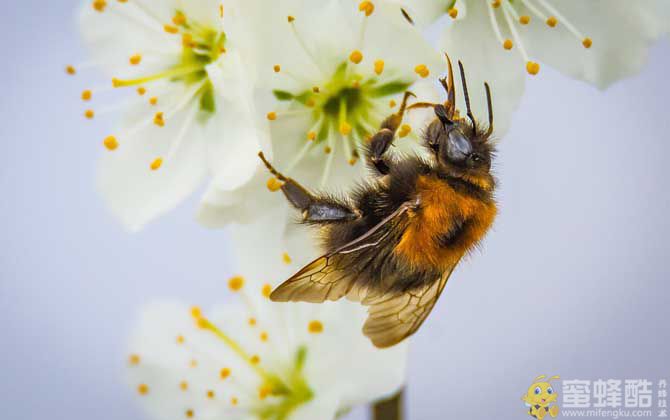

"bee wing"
[361,261,458,348]
[270,201,415,303]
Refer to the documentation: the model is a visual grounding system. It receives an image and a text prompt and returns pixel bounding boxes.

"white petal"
[197,166,287,227]
[204,55,270,192]
[523,0,670,89]
[127,301,262,420]
[437,0,526,137]
[79,0,180,78]
[363,1,446,83]
[300,300,409,409]
[96,90,206,231]
[387,0,451,28]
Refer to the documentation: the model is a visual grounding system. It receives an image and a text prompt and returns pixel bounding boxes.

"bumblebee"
[259,56,497,348]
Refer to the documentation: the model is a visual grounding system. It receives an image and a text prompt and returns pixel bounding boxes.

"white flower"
[392,0,670,136]
[197,0,445,227]
[74,0,267,230]
[126,222,407,420]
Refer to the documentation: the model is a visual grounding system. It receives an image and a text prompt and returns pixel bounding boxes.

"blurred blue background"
[1,2,668,420]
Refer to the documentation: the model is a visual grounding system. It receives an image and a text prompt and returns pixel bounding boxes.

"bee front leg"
[366,91,415,176]
[258,152,360,223]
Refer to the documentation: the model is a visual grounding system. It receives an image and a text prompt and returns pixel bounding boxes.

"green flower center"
[255,347,314,420]
[273,61,412,149]
[112,10,226,113]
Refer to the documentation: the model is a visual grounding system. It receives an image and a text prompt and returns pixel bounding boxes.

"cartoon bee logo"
[523,375,561,419]
[258,54,498,348]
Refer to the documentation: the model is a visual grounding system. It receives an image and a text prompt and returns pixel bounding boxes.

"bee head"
[421,58,495,181]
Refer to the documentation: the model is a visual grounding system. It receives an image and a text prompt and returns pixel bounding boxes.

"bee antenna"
[457,60,477,135]
[444,53,456,118]
[484,82,493,138]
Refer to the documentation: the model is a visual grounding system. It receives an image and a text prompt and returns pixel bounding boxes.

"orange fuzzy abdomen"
[395,175,497,270]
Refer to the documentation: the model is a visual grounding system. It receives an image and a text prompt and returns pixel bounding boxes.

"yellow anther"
[324,146,332,154]
[287,15,295,23]
[266,112,277,121]
[92,0,107,12]
[260,331,268,342]
[248,317,257,326]
[250,355,260,365]
[182,33,195,48]
[149,97,158,106]
[526,61,540,75]
[398,124,411,138]
[137,384,149,395]
[352,80,360,88]
[348,157,358,166]
[414,64,430,78]
[206,390,215,399]
[519,15,530,25]
[128,354,140,365]
[66,65,76,75]
[153,112,165,127]
[312,86,320,93]
[220,368,231,379]
[137,87,146,96]
[196,317,209,329]
[307,131,317,141]
[582,37,593,49]
[259,385,273,400]
[262,284,272,298]
[103,136,118,151]
[176,335,185,344]
[185,409,194,418]
[164,24,179,34]
[180,381,189,391]
[84,109,95,119]
[389,99,397,108]
[219,4,224,18]
[190,359,198,368]
[117,0,128,3]
[81,90,92,101]
[267,177,283,192]
[448,8,458,19]
[358,1,374,16]
[374,59,385,75]
[228,275,244,291]
[282,252,292,264]
[339,121,352,136]
[273,64,281,73]
[349,50,363,64]
[308,320,324,334]
[190,306,202,319]
[231,397,238,406]
[491,0,501,8]
[172,12,186,26]
[306,98,316,107]
[150,158,163,171]
[503,39,513,50]
[129,54,142,65]
[546,16,557,27]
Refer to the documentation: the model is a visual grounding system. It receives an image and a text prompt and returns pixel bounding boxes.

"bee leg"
[258,152,360,223]
[367,129,395,175]
[380,91,415,132]
[366,91,416,176]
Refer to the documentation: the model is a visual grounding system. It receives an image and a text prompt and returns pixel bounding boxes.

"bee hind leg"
[258,152,360,223]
